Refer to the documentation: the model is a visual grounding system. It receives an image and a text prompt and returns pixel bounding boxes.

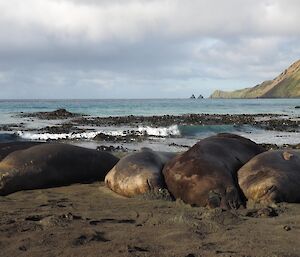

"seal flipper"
[225,186,241,209]
[208,187,241,210]
[207,190,222,208]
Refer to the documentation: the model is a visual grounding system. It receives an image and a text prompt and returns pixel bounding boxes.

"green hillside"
[210,60,300,98]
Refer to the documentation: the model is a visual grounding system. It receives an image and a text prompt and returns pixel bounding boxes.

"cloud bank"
[0,0,299,98]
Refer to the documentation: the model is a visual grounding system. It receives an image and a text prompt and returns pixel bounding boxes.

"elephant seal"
[162,133,264,209]
[0,141,43,161]
[105,148,176,197]
[238,150,300,204]
[0,143,119,195]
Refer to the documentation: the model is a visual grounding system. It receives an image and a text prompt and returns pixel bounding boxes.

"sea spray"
[137,125,181,137]
[15,125,182,141]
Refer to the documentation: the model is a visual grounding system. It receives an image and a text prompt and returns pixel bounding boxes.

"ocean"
[0,98,299,118]
[0,98,299,151]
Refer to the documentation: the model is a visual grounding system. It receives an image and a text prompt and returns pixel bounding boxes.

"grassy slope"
[210,60,300,98]
[263,71,300,98]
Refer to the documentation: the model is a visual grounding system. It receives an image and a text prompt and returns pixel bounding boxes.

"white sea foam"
[16,131,101,140]
[16,130,131,140]
[15,125,181,141]
[138,125,180,137]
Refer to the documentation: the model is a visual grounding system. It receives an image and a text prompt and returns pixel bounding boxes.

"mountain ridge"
[210,60,300,98]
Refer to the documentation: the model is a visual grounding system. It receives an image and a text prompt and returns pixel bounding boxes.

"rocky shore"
[0,109,297,154]
[8,109,300,134]
[18,108,84,120]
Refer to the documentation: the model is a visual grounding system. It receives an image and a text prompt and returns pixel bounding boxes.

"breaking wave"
[15,124,251,141]
[15,125,182,141]
[137,125,180,137]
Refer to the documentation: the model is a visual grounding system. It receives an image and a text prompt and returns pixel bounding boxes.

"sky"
[0,0,299,99]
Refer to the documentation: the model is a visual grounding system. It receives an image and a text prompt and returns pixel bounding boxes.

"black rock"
[19,108,83,120]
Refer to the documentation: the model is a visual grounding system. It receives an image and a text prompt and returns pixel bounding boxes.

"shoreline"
[0,109,299,152]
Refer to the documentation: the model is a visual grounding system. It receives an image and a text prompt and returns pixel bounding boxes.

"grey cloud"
[0,0,299,98]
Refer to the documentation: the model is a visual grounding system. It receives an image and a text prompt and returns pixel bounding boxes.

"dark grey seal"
[0,143,119,195]
[0,141,43,161]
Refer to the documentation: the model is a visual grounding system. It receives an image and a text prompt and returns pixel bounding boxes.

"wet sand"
[1,183,300,257]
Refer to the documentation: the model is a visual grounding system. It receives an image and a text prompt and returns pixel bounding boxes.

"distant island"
[210,59,300,98]
[190,94,204,99]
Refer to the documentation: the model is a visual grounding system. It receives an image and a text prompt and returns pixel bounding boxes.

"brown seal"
[0,143,119,195]
[162,133,264,209]
[105,148,176,197]
[238,150,300,204]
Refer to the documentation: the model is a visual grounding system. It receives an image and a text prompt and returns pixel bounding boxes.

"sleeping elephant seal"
[238,150,300,204]
[105,148,176,197]
[0,143,119,196]
[162,133,264,209]
[0,141,43,161]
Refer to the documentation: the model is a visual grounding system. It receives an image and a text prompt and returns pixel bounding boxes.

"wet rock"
[254,119,300,132]
[37,124,85,134]
[72,113,285,130]
[94,132,147,143]
[19,108,83,120]
[168,142,190,148]
[96,145,128,152]
[260,143,300,151]
[0,123,25,131]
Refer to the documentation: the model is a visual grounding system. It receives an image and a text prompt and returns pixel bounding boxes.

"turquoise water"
[0,98,299,148]
[0,99,299,120]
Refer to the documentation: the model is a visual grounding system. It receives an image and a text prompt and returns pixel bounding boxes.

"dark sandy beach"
[1,182,300,257]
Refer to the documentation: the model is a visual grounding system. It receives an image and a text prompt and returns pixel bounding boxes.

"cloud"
[0,0,299,98]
